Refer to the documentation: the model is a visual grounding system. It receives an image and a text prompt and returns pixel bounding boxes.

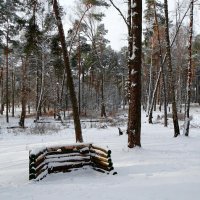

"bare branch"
[108,0,128,27]
[69,4,93,55]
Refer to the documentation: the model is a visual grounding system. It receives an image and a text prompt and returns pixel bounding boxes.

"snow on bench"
[29,143,117,181]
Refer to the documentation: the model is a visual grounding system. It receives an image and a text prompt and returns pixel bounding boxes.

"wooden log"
[29,155,36,163]
[29,150,35,177]
[91,157,113,168]
[48,162,91,174]
[36,162,47,173]
[47,144,90,153]
[36,169,48,181]
[29,173,36,180]
[29,149,47,161]
[7,126,28,129]
[29,162,36,169]
[60,146,89,152]
[90,145,111,155]
[46,151,90,158]
[90,155,112,164]
[47,148,89,155]
[92,167,108,174]
[36,165,48,178]
[46,152,90,159]
[46,157,91,164]
[92,162,114,172]
[29,167,36,175]
[35,154,46,168]
[89,149,109,159]
[47,149,80,155]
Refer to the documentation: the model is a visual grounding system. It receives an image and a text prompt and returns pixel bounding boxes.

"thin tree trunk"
[148,1,190,125]
[127,0,142,148]
[0,67,4,115]
[146,43,154,117]
[100,72,106,117]
[164,0,180,137]
[122,69,126,110]
[184,0,194,136]
[82,67,86,116]
[11,63,15,117]
[19,57,28,128]
[36,61,39,112]
[53,0,83,143]
[36,53,45,121]
[6,32,9,123]
[78,32,81,115]
[153,1,168,126]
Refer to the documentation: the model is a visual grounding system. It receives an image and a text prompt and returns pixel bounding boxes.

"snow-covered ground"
[0,107,200,200]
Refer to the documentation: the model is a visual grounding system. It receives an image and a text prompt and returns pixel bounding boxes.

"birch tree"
[184,0,194,136]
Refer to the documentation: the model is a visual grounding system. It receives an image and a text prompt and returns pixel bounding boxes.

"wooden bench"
[29,143,116,181]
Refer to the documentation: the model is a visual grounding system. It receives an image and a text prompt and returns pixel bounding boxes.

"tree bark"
[11,63,15,117]
[53,0,83,143]
[6,31,9,123]
[164,0,180,137]
[19,57,28,128]
[148,1,168,126]
[0,67,4,115]
[36,52,45,121]
[184,0,194,136]
[153,1,168,127]
[127,0,142,148]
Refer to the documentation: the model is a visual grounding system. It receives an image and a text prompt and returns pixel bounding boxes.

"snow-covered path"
[0,113,200,200]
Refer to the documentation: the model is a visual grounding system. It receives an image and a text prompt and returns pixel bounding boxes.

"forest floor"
[0,105,200,200]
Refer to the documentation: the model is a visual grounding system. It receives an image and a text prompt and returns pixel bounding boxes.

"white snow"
[131,3,137,9]
[0,107,200,200]
[131,69,137,75]
[131,83,137,88]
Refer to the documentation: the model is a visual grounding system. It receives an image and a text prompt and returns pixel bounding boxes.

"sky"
[59,0,199,51]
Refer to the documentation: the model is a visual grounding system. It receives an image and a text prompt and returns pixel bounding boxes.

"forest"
[0,0,200,199]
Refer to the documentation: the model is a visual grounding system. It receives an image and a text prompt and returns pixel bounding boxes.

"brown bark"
[91,145,111,155]
[164,0,180,137]
[184,0,194,136]
[53,0,83,143]
[11,66,15,117]
[19,57,28,128]
[153,1,168,127]
[90,155,112,164]
[89,149,110,159]
[5,32,9,123]
[127,0,142,148]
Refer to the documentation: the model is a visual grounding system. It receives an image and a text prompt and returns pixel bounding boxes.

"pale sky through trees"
[60,0,200,51]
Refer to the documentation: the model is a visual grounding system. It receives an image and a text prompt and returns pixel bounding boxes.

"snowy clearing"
[0,109,200,200]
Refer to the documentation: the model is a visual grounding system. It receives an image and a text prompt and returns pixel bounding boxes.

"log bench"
[29,143,117,181]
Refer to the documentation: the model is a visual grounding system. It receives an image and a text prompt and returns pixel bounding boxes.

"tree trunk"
[184,0,194,136]
[36,53,45,121]
[164,0,180,137]
[127,0,142,148]
[19,57,28,128]
[0,67,3,115]
[146,42,154,117]
[6,32,9,123]
[53,0,83,143]
[101,73,106,117]
[78,32,81,115]
[11,63,15,117]
[36,61,39,114]
[153,1,168,127]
